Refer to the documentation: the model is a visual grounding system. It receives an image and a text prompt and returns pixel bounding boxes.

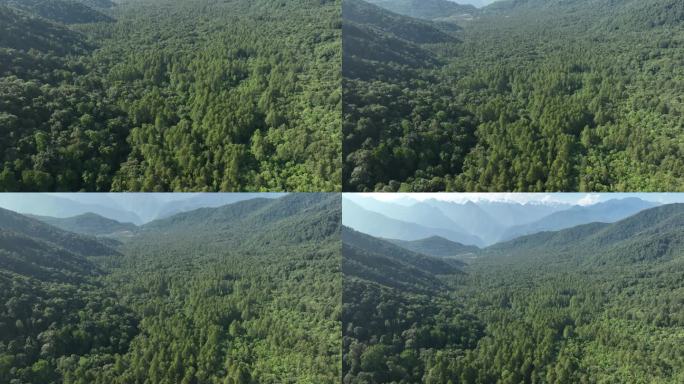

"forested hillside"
[364,0,477,21]
[0,194,342,383]
[343,0,684,192]
[0,0,341,192]
[31,212,137,236]
[388,236,479,258]
[342,204,684,383]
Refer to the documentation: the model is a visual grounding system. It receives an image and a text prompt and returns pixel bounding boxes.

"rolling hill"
[0,207,118,256]
[0,0,113,24]
[501,198,659,241]
[31,212,138,236]
[388,235,479,257]
[342,0,456,81]
[488,203,684,266]
[0,5,89,54]
[364,0,477,21]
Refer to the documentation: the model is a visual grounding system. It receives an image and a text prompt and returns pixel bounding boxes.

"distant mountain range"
[342,196,662,246]
[343,199,485,246]
[363,0,477,21]
[29,213,138,237]
[345,202,684,278]
[0,193,283,225]
[500,197,659,241]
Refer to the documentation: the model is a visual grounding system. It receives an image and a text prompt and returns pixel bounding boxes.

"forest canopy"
[342,203,684,383]
[0,0,341,192]
[0,194,342,383]
[343,0,684,192]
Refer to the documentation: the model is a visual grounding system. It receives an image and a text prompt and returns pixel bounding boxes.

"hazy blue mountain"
[388,236,479,258]
[154,193,283,220]
[351,197,570,245]
[0,193,285,225]
[0,194,142,224]
[501,198,660,241]
[30,213,137,236]
[421,199,504,244]
[342,199,484,246]
[364,0,478,20]
[476,200,567,228]
[348,197,468,233]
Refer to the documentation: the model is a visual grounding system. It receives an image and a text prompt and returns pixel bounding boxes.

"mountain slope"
[0,0,113,24]
[30,212,138,236]
[142,193,340,245]
[343,0,457,81]
[342,199,484,246]
[365,0,477,21]
[488,204,684,266]
[0,207,117,256]
[0,229,100,282]
[342,227,484,384]
[344,0,458,45]
[389,235,479,258]
[0,5,89,54]
[154,193,283,220]
[501,198,659,241]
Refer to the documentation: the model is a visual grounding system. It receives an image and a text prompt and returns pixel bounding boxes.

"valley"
[0,194,342,383]
[342,194,684,383]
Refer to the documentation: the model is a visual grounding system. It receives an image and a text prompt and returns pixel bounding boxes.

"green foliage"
[343,0,684,191]
[364,0,477,21]
[0,0,341,191]
[342,204,684,383]
[1,194,342,383]
[0,0,114,24]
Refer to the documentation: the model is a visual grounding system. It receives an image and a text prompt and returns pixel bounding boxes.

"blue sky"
[348,193,684,206]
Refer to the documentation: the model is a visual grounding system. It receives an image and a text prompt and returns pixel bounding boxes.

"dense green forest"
[342,204,684,383]
[0,0,341,192]
[343,0,684,192]
[0,194,342,383]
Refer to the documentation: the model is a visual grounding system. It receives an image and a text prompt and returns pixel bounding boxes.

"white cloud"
[349,193,573,206]
[577,194,601,206]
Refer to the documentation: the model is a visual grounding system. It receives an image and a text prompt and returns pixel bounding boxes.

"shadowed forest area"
[0,0,341,192]
[343,0,684,192]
